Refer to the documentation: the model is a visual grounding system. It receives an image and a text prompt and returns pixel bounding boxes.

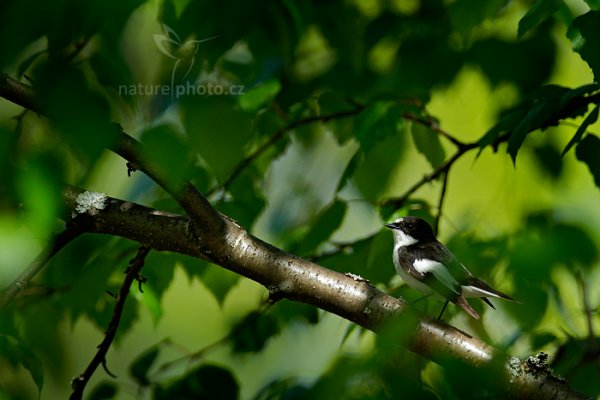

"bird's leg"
[437,301,449,320]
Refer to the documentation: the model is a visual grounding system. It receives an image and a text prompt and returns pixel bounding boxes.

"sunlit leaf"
[584,0,600,9]
[354,102,402,153]
[518,0,560,39]
[137,285,163,326]
[16,153,64,238]
[292,199,347,256]
[183,96,253,182]
[201,265,240,306]
[562,104,599,156]
[575,134,600,188]
[0,334,44,393]
[410,121,446,169]
[238,79,281,112]
[448,0,508,38]
[140,124,193,185]
[568,10,600,81]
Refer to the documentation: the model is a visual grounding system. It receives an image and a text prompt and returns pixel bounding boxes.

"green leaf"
[366,230,396,284]
[335,150,361,192]
[551,223,598,267]
[568,11,600,81]
[218,169,266,227]
[354,102,402,153]
[532,142,563,179]
[448,0,508,38]
[584,0,600,10]
[293,199,347,256]
[130,345,160,385]
[183,96,253,182]
[562,104,599,156]
[410,121,446,169]
[507,102,548,163]
[270,301,319,325]
[201,265,240,306]
[139,252,177,306]
[518,0,560,39]
[16,152,64,238]
[558,83,600,110]
[575,134,600,188]
[238,79,281,112]
[140,124,192,185]
[0,334,44,393]
[138,285,163,326]
[17,50,44,77]
[88,382,118,400]
[478,108,528,150]
[39,66,117,163]
[154,364,238,400]
[231,311,280,353]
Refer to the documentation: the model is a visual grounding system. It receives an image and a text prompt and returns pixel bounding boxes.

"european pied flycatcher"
[385,216,515,319]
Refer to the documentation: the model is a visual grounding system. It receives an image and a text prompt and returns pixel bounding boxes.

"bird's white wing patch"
[414,259,459,294]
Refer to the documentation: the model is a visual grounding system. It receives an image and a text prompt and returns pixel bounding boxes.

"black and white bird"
[385,216,515,319]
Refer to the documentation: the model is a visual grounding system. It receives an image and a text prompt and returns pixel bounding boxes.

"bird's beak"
[384,223,396,229]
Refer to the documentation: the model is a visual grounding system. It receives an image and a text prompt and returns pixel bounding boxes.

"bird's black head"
[385,216,436,243]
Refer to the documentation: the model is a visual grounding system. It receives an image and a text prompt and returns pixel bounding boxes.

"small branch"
[0,227,83,307]
[151,303,269,380]
[0,73,42,114]
[70,246,150,400]
[402,112,467,148]
[208,105,366,196]
[382,146,470,210]
[576,271,596,348]
[434,170,450,236]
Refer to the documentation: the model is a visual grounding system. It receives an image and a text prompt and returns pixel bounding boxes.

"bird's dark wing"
[397,243,462,299]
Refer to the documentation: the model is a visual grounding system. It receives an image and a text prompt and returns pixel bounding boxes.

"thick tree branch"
[60,186,588,400]
[0,73,591,399]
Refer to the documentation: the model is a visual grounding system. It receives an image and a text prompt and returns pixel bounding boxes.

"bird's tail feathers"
[463,277,519,302]
[453,296,480,319]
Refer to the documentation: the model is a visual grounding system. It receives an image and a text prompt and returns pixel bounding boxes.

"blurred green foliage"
[0,0,599,399]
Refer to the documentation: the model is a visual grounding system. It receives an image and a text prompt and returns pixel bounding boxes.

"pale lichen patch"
[74,191,108,216]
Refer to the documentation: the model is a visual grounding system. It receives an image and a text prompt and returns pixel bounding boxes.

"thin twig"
[150,302,269,380]
[70,246,150,400]
[0,227,83,307]
[0,73,42,113]
[207,105,366,196]
[576,271,596,348]
[402,112,467,148]
[382,144,476,210]
[434,170,450,236]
